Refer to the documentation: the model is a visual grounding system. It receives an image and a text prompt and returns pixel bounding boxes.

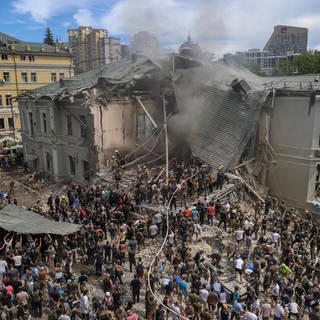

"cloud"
[10,0,320,55]
[73,9,96,27]
[100,0,227,54]
[12,0,94,23]
[62,21,72,27]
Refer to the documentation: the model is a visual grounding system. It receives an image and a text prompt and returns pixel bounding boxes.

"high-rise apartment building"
[264,25,308,56]
[68,27,122,73]
[228,25,308,75]
[0,32,73,138]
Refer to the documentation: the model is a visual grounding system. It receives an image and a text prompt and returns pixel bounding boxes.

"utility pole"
[162,95,169,184]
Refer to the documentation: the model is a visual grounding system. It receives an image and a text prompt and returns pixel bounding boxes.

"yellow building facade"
[0,32,73,139]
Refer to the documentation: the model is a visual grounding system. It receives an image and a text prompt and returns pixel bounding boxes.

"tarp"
[0,204,82,235]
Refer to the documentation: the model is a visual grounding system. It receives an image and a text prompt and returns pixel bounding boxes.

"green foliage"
[43,27,54,46]
[273,50,320,75]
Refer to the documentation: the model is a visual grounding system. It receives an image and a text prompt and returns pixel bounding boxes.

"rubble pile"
[0,160,319,320]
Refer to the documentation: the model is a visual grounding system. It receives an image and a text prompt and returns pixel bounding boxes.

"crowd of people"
[0,157,319,320]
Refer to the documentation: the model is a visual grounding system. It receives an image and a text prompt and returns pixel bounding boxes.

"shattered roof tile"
[173,64,265,171]
[26,57,158,98]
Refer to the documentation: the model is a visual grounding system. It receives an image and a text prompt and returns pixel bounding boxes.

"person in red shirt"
[126,310,139,320]
[207,203,215,226]
[183,207,191,218]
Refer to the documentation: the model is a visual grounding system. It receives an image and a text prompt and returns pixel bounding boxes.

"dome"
[179,35,202,58]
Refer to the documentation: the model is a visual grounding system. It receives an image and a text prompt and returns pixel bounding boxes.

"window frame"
[79,115,87,138]
[69,155,76,175]
[8,117,14,129]
[5,95,11,106]
[51,72,57,83]
[42,112,47,134]
[30,72,37,83]
[3,72,10,83]
[21,72,28,83]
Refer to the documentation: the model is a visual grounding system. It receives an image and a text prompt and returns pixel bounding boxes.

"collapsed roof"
[19,55,320,173]
[26,57,158,98]
[172,62,267,171]
[0,205,81,235]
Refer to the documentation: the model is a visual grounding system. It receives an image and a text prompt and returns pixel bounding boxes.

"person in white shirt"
[199,286,209,308]
[271,282,280,302]
[272,231,281,249]
[213,280,221,295]
[58,310,71,320]
[149,224,158,239]
[246,310,258,320]
[193,223,201,241]
[170,302,181,320]
[80,290,90,320]
[0,258,8,284]
[234,257,245,283]
[288,301,300,319]
[274,303,285,320]
[235,228,244,249]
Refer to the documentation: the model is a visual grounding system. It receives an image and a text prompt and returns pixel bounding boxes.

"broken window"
[46,152,51,171]
[42,113,47,134]
[316,164,320,194]
[69,156,76,175]
[79,115,87,138]
[3,72,10,83]
[29,112,34,135]
[8,118,14,129]
[5,95,11,106]
[67,115,73,135]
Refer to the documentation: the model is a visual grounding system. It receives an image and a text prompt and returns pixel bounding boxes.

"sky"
[1,0,320,58]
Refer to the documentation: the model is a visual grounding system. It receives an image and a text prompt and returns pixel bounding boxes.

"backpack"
[136,262,144,273]
[31,290,41,302]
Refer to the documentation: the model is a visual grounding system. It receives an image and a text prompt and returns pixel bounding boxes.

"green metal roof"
[25,57,158,98]
[0,204,81,235]
[0,31,70,56]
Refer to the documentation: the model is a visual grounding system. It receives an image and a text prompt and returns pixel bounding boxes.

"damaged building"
[17,50,320,206]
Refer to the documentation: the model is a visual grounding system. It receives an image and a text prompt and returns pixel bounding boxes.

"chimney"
[26,44,31,51]
[41,45,45,52]
[131,53,137,63]
[55,46,59,53]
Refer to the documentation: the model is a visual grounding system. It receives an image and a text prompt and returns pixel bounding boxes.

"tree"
[43,27,54,46]
[272,50,320,75]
